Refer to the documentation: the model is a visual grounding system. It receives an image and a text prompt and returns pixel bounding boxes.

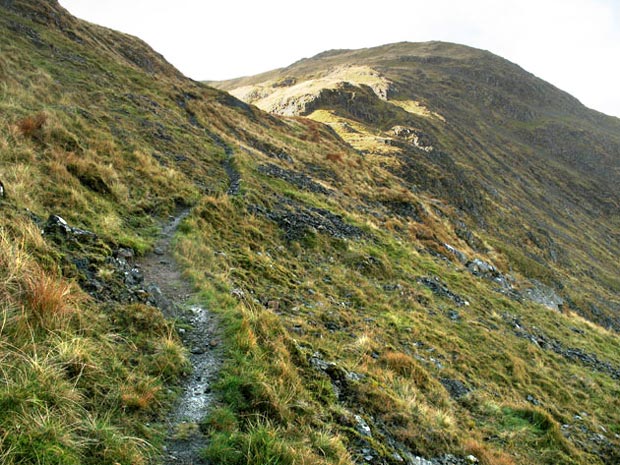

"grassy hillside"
[213,41,620,332]
[1,2,620,465]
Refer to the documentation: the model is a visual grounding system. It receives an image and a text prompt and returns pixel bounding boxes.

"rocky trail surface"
[137,211,222,465]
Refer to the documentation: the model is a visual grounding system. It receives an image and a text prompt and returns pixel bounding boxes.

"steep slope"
[2,4,620,465]
[213,41,620,332]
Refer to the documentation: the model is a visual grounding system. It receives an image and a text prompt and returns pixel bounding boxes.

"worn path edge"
[137,210,222,465]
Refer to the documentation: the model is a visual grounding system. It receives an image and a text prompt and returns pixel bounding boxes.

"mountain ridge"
[212,41,596,116]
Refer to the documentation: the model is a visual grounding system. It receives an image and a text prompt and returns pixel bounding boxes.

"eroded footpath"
[137,211,222,465]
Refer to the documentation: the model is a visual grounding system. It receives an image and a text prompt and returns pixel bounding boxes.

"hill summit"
[2,3,620,465]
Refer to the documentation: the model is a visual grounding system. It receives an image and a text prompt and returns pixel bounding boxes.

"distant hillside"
[2,3,620,465]
[214,41,620,331]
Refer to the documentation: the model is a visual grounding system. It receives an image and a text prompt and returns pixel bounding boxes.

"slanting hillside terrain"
[213,42,620,332]
[1,2,620,465]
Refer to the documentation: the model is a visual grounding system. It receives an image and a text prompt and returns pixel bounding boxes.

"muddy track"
[137,211,222,465]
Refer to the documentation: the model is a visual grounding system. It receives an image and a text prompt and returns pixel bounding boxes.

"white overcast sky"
[58,0,620,118]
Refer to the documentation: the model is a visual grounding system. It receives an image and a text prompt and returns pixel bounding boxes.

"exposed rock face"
[1,0,73,30]
[267,82,390,121]
[521,280,565,311]
[257,163,333,195]
[391,125,434,151]
[43,214,97,240]
[466,258,513,290]
[250,197,365,241]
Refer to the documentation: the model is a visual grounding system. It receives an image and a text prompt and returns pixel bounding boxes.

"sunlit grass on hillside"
[308,109,402,155]
[0,8,207,463]
[173,156,620,464]
[0,212,189,464]
[389,98,446,122]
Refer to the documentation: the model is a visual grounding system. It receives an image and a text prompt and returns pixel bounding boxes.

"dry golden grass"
[16,112,47,138]
[120,376,162,411]
[389,99,446,122]
[24,268,83,328]
[380,350,430,386]
[326,152,344,163]
[464,439,517,465]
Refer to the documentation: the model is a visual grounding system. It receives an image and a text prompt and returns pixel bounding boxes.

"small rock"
[413,457,434,465]
[521,279,564,311]
[354,414,372,437]
[361,448,374,461]
[231,288,245,299]
[346,371,364,382]
[526,394,540,406]
[440,377,471,399]
[154,246,165,256]
[116,247,134,259]
[125,268,144,285]
[44,214,72,235]
[466,455,479,463]
[444,243,468,264]
[466,258,495,276]
[147,283,169,310]
[135,289,148,299]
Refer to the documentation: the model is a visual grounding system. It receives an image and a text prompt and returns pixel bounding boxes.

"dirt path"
[137,211,222,465]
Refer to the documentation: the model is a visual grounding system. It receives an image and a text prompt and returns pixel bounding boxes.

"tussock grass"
[0,214,189,464]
